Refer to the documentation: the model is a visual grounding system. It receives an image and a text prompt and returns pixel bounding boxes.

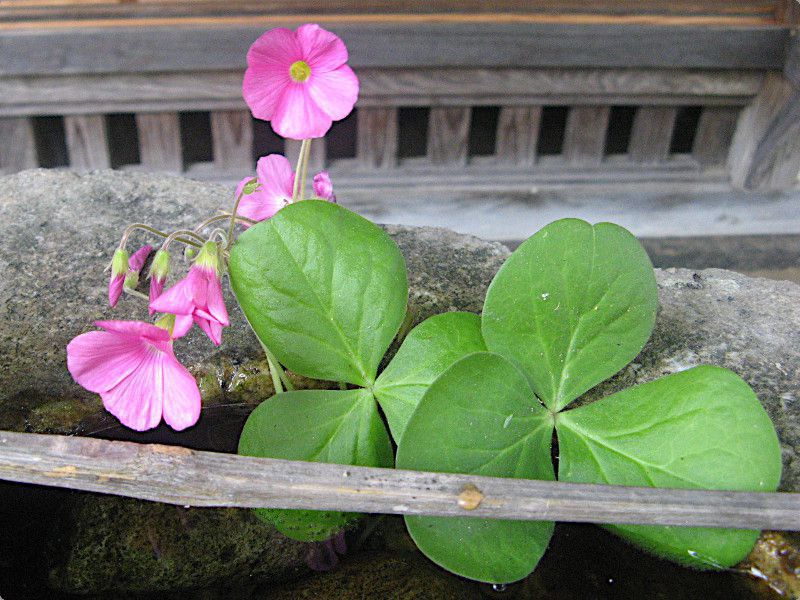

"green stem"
[291,139,311,202]
[197,213,258,233]
[119,223,204,249]
[225,189,248,250]
[298,139,312,202]
[265,352,284,395]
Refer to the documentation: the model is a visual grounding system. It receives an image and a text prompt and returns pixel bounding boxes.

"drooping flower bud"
[312,171,336,203]
[148,248,171,313]
[108,248,129,307]
[194,240,222,275]
[123,244,153,294]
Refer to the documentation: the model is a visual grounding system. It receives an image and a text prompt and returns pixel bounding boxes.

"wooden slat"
[0,24,787,77]
[628,106,677,163]
[0,116,36,172]
[729,73,800,189]
[1,431,799,530]
[356,107,398,169]
[428,107,470,165]
[563,106,610,164]
[210,109,252,170]
[285,138,326,174]
[495,106,541,165]
[134,112,182,172]
[63,114,110,171]
[692,106,740,167]
[0,69,764,118]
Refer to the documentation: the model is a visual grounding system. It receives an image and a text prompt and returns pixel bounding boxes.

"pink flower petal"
[256,154,295,199]
[203,273,230,326]
[237,191,286,223]
[101,347,165,431]
[67,330,148,393]
[296,24,349,73]
[271,82,334,140]
[243,28,300,121]
[128,244,153,272]
[149,277,165,314]
[172,314,194,339]
[149,277,195,315]
[195,316,223,346]
[108,274,124,307]
[307,65,359,121]
[160,355,202,431]
[94,320,171,342]
[312,171,336,201]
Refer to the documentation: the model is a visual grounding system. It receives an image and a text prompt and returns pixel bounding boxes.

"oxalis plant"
[65,23,782,586]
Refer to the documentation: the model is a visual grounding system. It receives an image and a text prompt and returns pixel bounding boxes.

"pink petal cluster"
[149,242,229,345]
[243,24,359,140]
[67,320,201,431]
[148,248,171,313]
[124,244,153,292]
[234,155,294,223]
[312,171,336,202]
[108,248,129,307]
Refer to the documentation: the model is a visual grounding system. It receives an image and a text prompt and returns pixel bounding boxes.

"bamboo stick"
[0,431,798,530]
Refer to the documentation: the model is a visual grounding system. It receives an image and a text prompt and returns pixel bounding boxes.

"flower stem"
[257,339,294,394]
[196,213,258,233]
[265,352,284,395]
[162,229,208,252]
[119,223,204,249]
[225,189,247,250]
[298,139,312,202]
[291,139,311,202]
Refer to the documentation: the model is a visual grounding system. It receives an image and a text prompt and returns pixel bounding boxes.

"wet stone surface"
[0,170,798,598]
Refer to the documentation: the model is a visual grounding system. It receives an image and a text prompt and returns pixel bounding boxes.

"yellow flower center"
[289,60,311,82]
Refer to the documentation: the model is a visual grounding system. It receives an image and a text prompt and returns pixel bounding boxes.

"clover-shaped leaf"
[374,312,486,441]
[229,200,408,387]
[482,219,658,412]
[396,353,555,583]
[557,365,781,568]
[238,388,393,541]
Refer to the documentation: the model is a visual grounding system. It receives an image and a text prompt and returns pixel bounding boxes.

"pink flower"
[108,248,129,307]
[67,319,201,431]
[243,24,359,140]
[148,248,170,314]
[149,241,230,345]
[234,154,294,224]
[312,171,336,203]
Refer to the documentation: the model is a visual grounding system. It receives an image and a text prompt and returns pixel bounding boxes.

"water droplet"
[503,414,513,428]
[492,583,508,592]
[541,292,550,300]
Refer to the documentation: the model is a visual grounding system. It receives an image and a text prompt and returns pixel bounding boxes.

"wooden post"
[427,107,470,166]
[210,110,253,172]
[692,107,740,167]
[495,106,541,166]
[563,106,610,165]
[135,112,183,172]
[64,115,110,171]
[628,107,677,164]
[1,431,800,530]
[0,117,37,173]
[356,107,398,169]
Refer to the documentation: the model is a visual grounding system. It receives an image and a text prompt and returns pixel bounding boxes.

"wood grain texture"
[495,106,541,165]
[427,107,470,165]
[0,69,764,118]
[356,106,398,168]
[729,73,800,189]
[64,114,110,170]
[563,106,610,164]
[693,106,740,166]
[135,112,182,172]
[0,431,798,530]
[628,106,677,163]
[0,24,787,77]
[210,110,252,170]
[0,116,36,172]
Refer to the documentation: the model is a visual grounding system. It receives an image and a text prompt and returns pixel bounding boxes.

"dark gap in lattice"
[179,111,213,168]
[32,116,68,168]
[107,114,140,168]
[326,109,358,160]
[468,106,500,157]
[251,119,284,160]
[536,106,569,156]
[669,106,703,154]
[397,107,430,158]
[604,106,636,155]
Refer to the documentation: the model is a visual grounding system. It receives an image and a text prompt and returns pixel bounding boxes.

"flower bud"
[108,248,129,307]
[148,248,171,313]
[312,171,336,203]
[194,241,221,275]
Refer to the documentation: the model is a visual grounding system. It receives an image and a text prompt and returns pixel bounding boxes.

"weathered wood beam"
[495,106,541,166]
[135,112,183,172]
[64,114,111,171]
[427,107,470,166]
[210,110,253,171]
[0,431,798,530]
[356,107,398,169]
[563,106,610,165]
[693,106,740,167]
[0,24,787,77]
[0,116,37,173]
[628,106,677,163]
